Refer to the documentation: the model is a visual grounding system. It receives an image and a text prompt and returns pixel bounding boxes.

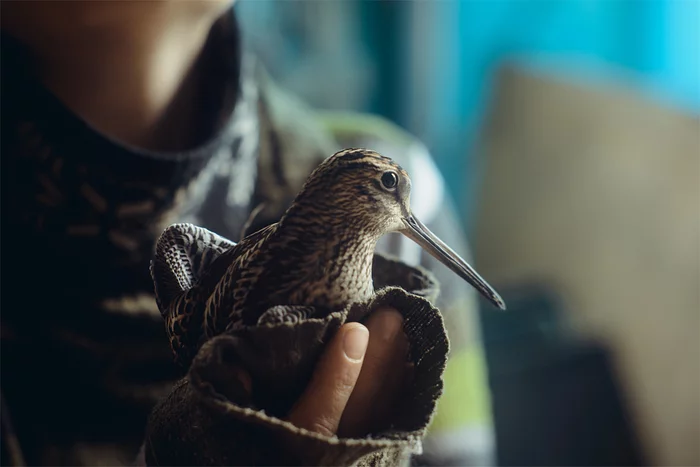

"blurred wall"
[401,0,699,230]
[473,63,700,466]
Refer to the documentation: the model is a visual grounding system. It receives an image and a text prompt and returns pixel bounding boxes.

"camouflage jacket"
[0,12,493,466]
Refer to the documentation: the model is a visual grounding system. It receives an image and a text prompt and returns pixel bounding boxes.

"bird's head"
[290,148,506,310]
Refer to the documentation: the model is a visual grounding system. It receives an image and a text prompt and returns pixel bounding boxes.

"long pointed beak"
[401,215,506,310]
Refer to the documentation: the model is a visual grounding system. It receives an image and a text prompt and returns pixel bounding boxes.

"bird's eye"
[381,171,398,190]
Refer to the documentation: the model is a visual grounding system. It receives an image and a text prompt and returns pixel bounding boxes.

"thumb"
[287,323,369,436]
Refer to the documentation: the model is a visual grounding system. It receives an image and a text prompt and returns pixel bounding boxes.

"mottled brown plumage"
[151,148,505,367]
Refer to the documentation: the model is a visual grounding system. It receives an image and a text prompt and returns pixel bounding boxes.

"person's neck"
[2,2,233,151]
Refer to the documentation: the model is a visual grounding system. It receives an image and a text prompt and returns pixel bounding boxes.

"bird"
[151,148,506,367]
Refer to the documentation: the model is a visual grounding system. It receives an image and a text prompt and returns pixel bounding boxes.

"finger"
[287,323,369,437]
[338,308,409,438]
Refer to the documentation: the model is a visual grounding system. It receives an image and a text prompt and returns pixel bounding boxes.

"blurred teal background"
[236,0,699,233]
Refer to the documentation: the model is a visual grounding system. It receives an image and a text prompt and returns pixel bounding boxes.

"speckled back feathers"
[151,148,414,366]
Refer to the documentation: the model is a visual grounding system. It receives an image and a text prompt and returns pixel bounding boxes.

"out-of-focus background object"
[474,64,699,467]
[235,1,699,465]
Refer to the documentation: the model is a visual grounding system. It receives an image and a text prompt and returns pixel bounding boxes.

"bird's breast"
[293,241,376,309]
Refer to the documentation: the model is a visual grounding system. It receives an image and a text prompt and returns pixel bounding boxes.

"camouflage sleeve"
[319,112,496,466]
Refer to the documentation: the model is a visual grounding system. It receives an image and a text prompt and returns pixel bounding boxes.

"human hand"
[287,308,410,438]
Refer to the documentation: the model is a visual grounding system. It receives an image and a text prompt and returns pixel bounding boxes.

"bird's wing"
[150,223,238,315]
[151,222,280,366]
[201,222,279,332]
[150,223,244,367]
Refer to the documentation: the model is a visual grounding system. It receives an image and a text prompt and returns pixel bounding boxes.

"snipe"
[151,148,505,367]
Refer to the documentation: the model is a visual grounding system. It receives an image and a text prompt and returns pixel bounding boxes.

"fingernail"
[343,326,369,361]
